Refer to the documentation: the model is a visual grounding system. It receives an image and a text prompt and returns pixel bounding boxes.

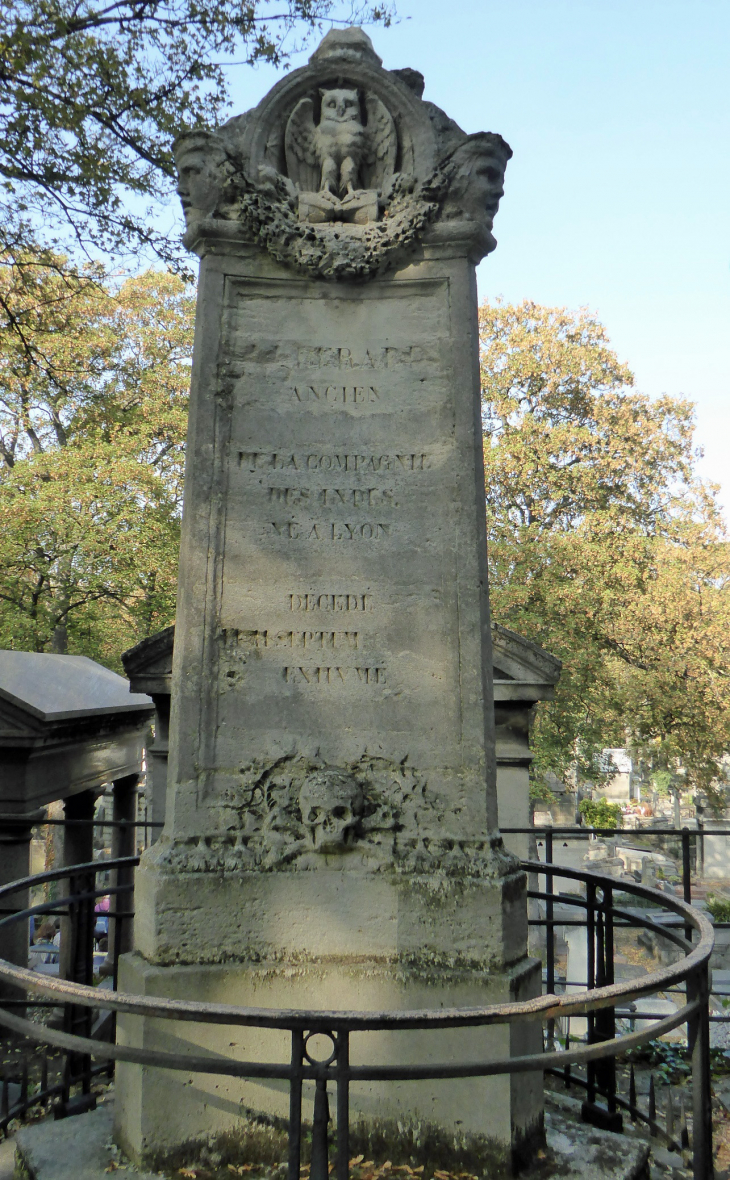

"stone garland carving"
[152,755,512,879]
[175,141,454,281]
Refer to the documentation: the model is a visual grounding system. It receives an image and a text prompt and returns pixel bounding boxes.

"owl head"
[319,89,361,122]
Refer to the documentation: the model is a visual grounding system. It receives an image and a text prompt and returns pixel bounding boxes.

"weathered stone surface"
[115,953,542,1162]
[143,252,510,910]
[117,25,540,1169]
[544,1096,650,1180]
[15,1101,160,1179]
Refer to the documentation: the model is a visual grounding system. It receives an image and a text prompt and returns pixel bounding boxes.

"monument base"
[114,953,543,1171]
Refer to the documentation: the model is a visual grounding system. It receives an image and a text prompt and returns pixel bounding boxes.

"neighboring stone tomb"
[116,28,543,1170]
[0,651,153,980]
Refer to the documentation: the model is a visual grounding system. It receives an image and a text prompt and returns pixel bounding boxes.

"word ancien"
[291,385,380,405]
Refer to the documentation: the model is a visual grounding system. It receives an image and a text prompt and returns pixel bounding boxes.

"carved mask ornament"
[440,133,510,229]
[173,130,229,225]
[299,768,364,852]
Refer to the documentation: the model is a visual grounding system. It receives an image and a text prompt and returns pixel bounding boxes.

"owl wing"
[284,97,320,192]
[362,92,397,189]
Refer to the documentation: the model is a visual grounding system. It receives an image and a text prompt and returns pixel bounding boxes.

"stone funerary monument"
[117,27,542,1169]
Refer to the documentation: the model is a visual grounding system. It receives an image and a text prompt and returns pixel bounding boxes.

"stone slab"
[14,1102,161,1179]
[0,1135,15,1180]
[545,1096,650,1180]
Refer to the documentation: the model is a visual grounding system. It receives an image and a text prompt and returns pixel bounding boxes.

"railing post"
[336,1031,350,1180]
[589,885,621,1131]
[288,1030,304,1180]
[545,829,555,1048]
[586,880,596,1105]
[688,962,713,1180]
[682,828,693,945]
[310,1077,330,1180]
[62,863,96,1100]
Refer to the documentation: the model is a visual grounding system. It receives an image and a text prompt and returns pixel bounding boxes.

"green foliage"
[0,1,393,270]
[0,259,193,664]
[623,1040,691,1085]
[480,299,730,799]
[705,894,730,923]
[578,798,622,830]
[651,769,675,797]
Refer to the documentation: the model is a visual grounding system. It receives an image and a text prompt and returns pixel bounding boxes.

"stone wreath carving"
[152,754,508,878]
[173,28,511,278]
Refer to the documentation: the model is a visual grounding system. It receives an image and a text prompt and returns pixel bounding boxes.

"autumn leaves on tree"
[0,264,193,663]
[480,300,730,798]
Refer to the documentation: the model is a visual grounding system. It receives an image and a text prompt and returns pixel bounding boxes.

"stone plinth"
[116,27,542,1170]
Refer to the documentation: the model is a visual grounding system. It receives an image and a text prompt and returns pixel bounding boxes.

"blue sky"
[223,0,729,520]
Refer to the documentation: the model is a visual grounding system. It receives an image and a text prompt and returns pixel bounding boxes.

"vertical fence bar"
[61,865,95,1100]
[544,830,555,1049]
[288,1030,304,1180]
[336,1031,350,1180]
[586,880,596,1105]
[687,963,713,1180]
[682,829,693,946]
[310,1078,330,1180]
[697,819,704,879]
[591,885,618,1123]
[602,884,617,1116]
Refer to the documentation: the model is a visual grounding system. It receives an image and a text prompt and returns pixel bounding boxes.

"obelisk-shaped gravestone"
[116,27,542,1169]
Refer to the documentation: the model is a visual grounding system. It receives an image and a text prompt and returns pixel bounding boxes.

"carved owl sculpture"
[285,88,397,197]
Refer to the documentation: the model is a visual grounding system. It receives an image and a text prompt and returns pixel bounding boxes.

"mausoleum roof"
[0,651,153,722]
[492,623,562,702]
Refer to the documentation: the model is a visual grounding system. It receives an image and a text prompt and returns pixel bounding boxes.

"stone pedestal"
[117,27,542,1171]
[116,953,541,1166]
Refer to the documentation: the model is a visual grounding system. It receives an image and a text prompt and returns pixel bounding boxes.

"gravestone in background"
[116,27,543,1169]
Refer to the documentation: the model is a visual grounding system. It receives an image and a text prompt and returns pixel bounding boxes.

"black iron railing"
[0,854,715,1179]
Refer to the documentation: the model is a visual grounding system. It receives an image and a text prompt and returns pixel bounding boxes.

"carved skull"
[299,769,363,852]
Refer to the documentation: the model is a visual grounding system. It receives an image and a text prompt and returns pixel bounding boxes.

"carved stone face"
[319,89,361,123]
[467,152,506,222]
[299,769,363,852]
[442,144,507,228]
[175,147,223,224]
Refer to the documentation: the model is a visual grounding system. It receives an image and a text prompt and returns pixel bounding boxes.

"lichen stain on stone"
[141,1107,512,1180]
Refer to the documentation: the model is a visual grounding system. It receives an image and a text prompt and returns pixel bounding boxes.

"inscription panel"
[214,276,465,768]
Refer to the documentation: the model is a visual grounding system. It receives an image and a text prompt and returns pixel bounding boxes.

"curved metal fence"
[0,858,715,1180]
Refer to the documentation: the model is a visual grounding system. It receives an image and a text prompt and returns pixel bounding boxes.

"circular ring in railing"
[303,1031,338,1066]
